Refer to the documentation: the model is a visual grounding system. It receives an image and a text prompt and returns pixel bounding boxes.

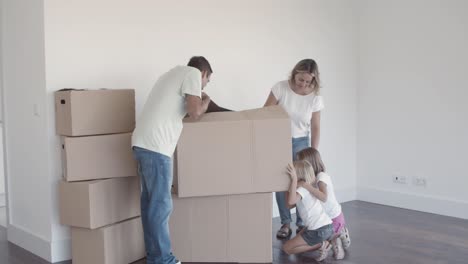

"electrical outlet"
[413,177,427,187]
[392,174,407,184]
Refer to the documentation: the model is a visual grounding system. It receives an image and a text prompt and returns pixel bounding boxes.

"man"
[132,56,212,264]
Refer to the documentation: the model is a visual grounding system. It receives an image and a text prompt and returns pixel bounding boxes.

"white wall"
[44,0,358,223]
[0,128,5,207]
[1,0,67,262]
[0,0,5,206]
[6,0,467,262]
[2,0,467,261]
[357,0,468,219]
[2,0,357,261]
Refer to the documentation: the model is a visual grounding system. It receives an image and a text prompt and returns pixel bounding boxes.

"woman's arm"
[264,91,278,107]
[310,111,321,149]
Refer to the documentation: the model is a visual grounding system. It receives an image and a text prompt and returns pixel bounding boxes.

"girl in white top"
[297,147,351,260]
[264,59,325,238]
[283,160,333,262]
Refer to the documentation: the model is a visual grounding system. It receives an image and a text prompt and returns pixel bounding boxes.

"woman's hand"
[286,163,297,181]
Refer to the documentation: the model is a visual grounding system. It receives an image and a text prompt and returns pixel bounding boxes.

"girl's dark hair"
[296,147,326,175]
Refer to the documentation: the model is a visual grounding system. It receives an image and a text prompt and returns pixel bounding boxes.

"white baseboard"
[272,187,357,218]
[335,186,357,203]
[51,237,71,263]
[0,193,5,207]
[7,224,51,262]
[357,186,468,220]
[7,224,71,263]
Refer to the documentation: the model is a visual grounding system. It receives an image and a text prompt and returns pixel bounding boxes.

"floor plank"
[1,201,467,264]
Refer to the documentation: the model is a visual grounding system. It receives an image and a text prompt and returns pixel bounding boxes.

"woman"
[264,58,324,238]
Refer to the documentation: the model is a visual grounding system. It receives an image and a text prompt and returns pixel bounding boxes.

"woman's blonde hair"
[293,160,315,184]
[296,147,326,176]
[289,59,321,94]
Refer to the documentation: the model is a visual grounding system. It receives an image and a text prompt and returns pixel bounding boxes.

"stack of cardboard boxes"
[55,88,292,263]
[171,106,292,263]
[56,89,145,264]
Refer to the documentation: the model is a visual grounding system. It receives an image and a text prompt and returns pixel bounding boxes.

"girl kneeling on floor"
[282,160,333,261]
[297,147,351,259]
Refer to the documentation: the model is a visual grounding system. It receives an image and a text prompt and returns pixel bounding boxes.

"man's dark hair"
[187,56,213,75]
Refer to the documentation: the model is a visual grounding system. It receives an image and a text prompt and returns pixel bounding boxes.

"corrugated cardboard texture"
[55,89,135,136]
[170,193,272,263]
[71,217,145,264]
[61,133,137,181]
[175,105,292,197]
[59,177,140,229]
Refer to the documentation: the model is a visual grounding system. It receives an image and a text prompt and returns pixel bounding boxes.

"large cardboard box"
[174,105,292,197]
[61,133,137,181]
[170,193,272,263]
[59,177,140,229]
[55,89,135,136]
[71,217,145,264]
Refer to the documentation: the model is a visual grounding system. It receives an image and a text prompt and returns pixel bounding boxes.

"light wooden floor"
[1,201,468,264]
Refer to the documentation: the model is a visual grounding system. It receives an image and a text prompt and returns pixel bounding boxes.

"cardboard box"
[59,177,140,229]
[71,217,145,264]
[61,133,137,181]
[174,105,292,197]
[170,193,272,263]
[55,89,135,136]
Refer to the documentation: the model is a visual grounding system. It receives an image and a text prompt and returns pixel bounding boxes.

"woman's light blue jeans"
[133,146,178,264]
[276,136,310,226]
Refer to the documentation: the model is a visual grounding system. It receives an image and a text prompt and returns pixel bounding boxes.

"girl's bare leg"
[283,234,322,255]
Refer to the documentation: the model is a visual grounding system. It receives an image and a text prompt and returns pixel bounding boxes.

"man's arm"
[185,93,211,121]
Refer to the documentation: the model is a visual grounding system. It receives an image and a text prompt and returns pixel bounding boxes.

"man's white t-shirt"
[132,66,202,157]
[296,186,332,230]
[317,172,342,219]
[271,80,324,138]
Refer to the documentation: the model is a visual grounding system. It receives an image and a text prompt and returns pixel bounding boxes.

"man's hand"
[201,92,210,101]
[185,93,210,121]
[201,92,211,112]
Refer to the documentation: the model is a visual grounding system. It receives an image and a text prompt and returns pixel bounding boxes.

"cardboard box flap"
[242,105,289,120]
[184,110,247,123]
[228,193,272,262]
[183,105,288,123]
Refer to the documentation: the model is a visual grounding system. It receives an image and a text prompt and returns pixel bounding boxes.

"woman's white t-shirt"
[271,80,324,138]
[317,172,342,219]
[296,186,332,230]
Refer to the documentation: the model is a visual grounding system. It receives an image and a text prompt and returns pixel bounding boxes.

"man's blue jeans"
[133,146,177,264]
[276,136,310,226]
